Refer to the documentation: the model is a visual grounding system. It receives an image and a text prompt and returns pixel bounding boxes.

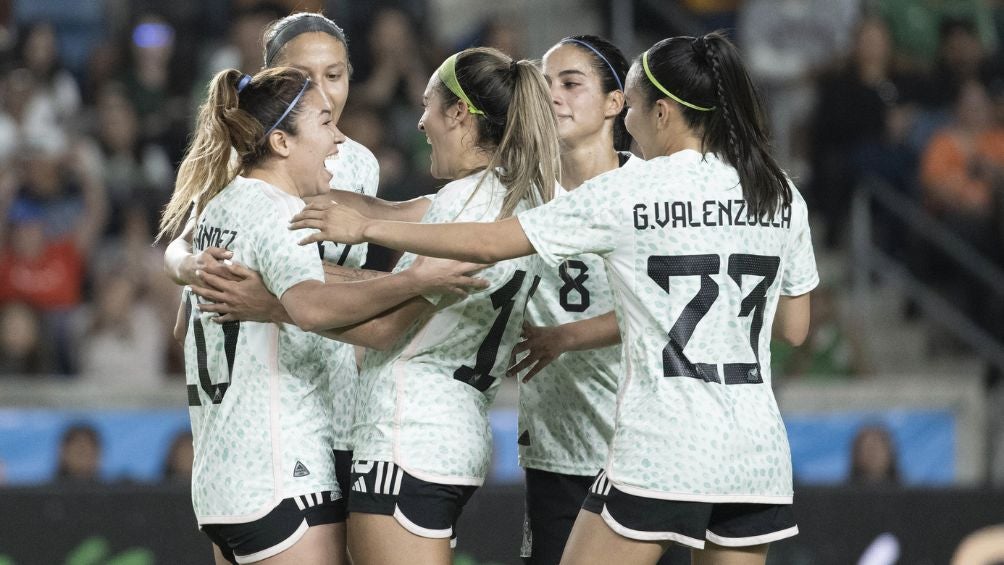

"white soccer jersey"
[317,137,380,452]
[185,176,341,524]
[518,154,642,476]
[517,149,818,503]
[353,172,544,486]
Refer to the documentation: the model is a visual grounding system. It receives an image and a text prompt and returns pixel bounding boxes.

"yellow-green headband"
[437,53,485,115]
[642,50,715,112]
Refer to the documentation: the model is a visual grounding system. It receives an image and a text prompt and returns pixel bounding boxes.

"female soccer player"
[329,46,558,565]
[159,67,483,565]
[162,13,437,545]
[513,35,639,565]
[292,32,817,565]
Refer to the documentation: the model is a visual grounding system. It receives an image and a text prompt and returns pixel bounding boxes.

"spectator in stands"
[808,16,922,249]
[13,20,81,143]
[91,82,173,230]
[738,0,861,178]
[355,7,430,111]
[199,3,286,77]
[919,79,1004,342]
[0,142,109,374]
[849,424,901,486]
[875,0,997,71]
[921,79,1004,251]
[77,273,167,388]
[162,430,194,483]
[55,423,102,483]
[118,14,189,162]
[0,302,54,375]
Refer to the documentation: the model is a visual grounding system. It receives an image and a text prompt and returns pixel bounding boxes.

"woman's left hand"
[190,262,286,323]
[289,200,369,245]
[507,321,572,382]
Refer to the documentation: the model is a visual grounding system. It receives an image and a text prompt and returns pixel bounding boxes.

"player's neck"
[245,164,300,198]
[659,131,703,159]
[451,149,492,180]
[559,133,619,191]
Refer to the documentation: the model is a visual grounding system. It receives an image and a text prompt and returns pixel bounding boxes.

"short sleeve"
[517,177,625,267]
[781,198,819,296]
[253,218,325,300]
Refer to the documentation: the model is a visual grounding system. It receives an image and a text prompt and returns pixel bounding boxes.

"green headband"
[642,50,715,112]
[436,53,485,115]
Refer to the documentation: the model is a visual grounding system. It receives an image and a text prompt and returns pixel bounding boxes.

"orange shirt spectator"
[920,80,1004,214]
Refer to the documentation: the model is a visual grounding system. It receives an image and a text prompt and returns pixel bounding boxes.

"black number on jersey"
[646,254,779,385]
[186,293,241,406]
[558,260,590,312]
[454,270,540,392]
[317,242,353,266]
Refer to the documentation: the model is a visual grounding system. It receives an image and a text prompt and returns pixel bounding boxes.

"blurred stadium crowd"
[0,0,1002,484]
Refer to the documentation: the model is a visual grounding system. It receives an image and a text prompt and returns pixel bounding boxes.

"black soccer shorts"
[348,460,477,548]
[582,470,798,549]
[202,490,344,564]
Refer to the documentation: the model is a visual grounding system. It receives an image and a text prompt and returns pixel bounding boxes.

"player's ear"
[267,130,293,158]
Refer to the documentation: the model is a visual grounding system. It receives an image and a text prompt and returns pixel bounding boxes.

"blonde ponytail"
[158,69,242,242]
[438,48,560,220]
[157,67,313,242]
[489,60,559,218]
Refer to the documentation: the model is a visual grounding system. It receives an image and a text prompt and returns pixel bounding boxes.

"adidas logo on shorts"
[293,460,310,477]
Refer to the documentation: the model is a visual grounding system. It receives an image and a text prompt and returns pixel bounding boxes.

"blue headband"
[264,78,311,137]
[561,39,624,92]
[236,74,252,93]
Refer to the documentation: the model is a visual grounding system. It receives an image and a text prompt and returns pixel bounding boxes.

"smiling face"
[283,88,344,197]
[543,43,615,147]
[271,32,350,125]
[418,76,463,179]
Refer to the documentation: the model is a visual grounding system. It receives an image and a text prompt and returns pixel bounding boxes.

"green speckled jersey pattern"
[318,137,380,451]
[353,172,544,486]
[185,176,338,524]
[517,150,818,503]
[518,156,644,477]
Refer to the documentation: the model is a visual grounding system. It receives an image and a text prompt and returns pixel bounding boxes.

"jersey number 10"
[647,253,779,385]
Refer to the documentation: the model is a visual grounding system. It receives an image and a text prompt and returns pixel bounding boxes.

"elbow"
[779,326,809,347]
[362,321,401,351]
[287,307,323,333]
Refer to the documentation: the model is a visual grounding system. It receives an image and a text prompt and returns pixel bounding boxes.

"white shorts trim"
[612,478,792,505]
[599,507,705,550]
[233,519,309,564]
[706,525,799,547]
[392,505,453,540]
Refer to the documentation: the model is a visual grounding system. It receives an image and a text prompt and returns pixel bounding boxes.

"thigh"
[260,523,345,565]
[524,469,594,565]
[560,510,667,565]
[203,490,344,564]
[348,513,452,565]
[691,541,768,565]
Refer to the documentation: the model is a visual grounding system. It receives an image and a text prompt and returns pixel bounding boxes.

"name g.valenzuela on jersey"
[184,176,344,524]
[353,171,544,486]
[317,138,380,452]
[516,150,818,504]
[518,153,642,477]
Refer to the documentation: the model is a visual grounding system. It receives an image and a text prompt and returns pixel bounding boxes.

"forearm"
[323,263,386,282]
[164,221,195,285]
[562,311,622,351]
[283,270,430,331]
[362,217,533,263]
[329,190,430,223]
[316,297,431,350]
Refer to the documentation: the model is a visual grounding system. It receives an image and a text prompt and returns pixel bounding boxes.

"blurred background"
[0,0,1003,563]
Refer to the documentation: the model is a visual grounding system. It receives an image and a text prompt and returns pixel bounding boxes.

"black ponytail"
[640,32,791,221]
